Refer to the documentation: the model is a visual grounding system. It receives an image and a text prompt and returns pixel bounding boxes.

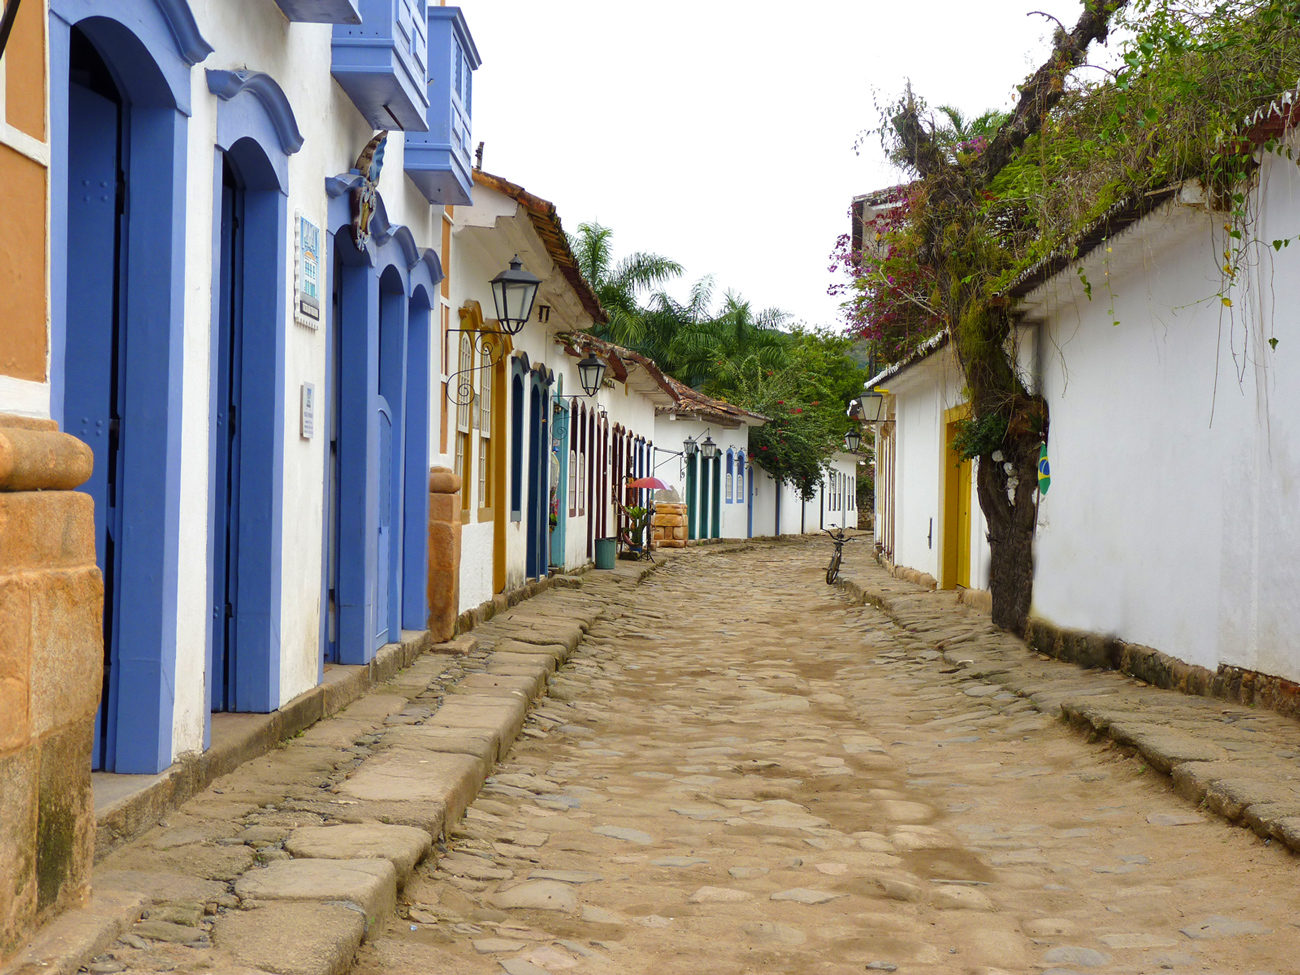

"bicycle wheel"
[826,552,841,585]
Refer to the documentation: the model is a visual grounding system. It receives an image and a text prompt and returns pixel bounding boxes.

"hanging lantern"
[490,255,541,335]
[577,353,606,397]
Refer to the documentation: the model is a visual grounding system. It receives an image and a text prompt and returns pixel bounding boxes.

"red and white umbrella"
[626,476,669,490]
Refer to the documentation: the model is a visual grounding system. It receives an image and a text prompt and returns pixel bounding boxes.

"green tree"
[568,221,682,348]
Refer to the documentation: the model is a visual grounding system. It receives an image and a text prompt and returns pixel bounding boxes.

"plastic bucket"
[594,537,617,569]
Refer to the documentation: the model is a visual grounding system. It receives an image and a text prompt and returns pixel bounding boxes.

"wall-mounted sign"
[295,211,322,329]
[301,382,315,439]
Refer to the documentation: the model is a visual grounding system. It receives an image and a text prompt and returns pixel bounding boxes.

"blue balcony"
[332,0,430,131]
[404,6,480,205]
[274,0,360,22]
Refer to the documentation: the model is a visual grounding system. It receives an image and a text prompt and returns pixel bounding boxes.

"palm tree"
[567,222,682,348]
[654,285,791,391]
[934,105,1010,150]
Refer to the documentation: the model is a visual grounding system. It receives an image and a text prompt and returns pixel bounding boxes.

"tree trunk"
[977,429,1042,634]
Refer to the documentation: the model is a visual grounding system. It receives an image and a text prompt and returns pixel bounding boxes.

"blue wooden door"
[211,165,244,712]
[66,81,123,770]
[376,398,393,647]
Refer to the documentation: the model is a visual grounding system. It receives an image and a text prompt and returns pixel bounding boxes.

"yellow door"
[942,407,973,590]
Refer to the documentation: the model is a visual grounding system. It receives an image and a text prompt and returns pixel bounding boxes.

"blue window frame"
[405,6,480,204]
[332,0,430,131]
[725,449,734,503]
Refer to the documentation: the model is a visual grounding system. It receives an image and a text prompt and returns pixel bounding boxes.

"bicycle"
[824,527,857,584]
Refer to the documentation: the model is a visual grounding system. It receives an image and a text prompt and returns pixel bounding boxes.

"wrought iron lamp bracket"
[445,327,509,407]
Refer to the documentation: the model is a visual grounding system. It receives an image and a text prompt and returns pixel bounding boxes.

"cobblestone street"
[351,542,1299,975]
[29,541,1300,975]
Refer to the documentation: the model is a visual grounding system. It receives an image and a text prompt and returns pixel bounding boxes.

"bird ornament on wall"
[349,129,388,252]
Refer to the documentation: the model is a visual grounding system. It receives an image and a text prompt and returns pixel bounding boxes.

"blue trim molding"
[207,70,305,157]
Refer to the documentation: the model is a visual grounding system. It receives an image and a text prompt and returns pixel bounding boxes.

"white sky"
[468,1,1087,331]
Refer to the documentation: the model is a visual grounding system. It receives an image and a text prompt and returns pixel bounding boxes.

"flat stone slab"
[489,880,579,913]
[234,858,397,924]
[591,825,654,845]
[0,890,147,975]
[1180,914,1273,939]
[500,959,553,975]
[1097,932,1179,948]
[439,852,514,881]
[284,824,431,882]
[528,869,603,884]
[496,621,584,652]
[489,651,558,674]
[1043,946,1112,967]
[494,638,570,664]
[688,886,752,904]
[425,698,529,758]
[95,870,230,905]
[770,888,845,905]
[453,672,543,698]
[1146,811,1204,826]
[214,901,366,975]
[381,725,500,766]
[473,938,528,953]
[339,749,486,826]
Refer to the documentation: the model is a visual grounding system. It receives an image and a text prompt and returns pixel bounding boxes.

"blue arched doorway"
[203,66,301,727]
[322,173,439,665]
[51,0,209,773]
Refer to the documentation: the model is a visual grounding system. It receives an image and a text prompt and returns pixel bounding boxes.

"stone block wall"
[651,503,687,550]
[427,468,462,643]
[0,415,101,964]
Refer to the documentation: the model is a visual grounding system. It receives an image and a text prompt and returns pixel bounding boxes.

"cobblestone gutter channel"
[1,548,748,975]
[835,548,1300,855]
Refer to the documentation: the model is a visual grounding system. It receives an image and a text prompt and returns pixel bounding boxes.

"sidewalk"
[836,550,1300,854]
[1,550,740,975]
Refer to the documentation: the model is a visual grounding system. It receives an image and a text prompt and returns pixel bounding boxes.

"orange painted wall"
[0,145,48,383]
[0,0,50,384]
[5,0,46,140]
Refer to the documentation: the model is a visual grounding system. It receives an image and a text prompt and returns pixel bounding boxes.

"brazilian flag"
[1037,443,1050,495]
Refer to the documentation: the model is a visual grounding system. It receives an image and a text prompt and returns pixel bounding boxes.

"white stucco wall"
[1029,155,1300,683]
[885,347,990,589]
[168,3,446,756]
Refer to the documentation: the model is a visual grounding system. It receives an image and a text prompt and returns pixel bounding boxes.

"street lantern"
[855,388,888,424]
[577,353,606,396]
[844,429,862,452]
[700,436,719,460]
[683,437,700,457]
[490,255,541,335]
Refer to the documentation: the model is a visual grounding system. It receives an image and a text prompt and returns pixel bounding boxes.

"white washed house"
[863,109,1300,687]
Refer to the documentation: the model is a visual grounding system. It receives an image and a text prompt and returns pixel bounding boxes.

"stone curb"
[0,891,147,975]
[94,630,434,860]
[93,551,645,858]
[834,562,1300,857]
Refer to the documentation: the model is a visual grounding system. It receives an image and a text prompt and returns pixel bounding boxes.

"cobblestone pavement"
[350,541,1300,975]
